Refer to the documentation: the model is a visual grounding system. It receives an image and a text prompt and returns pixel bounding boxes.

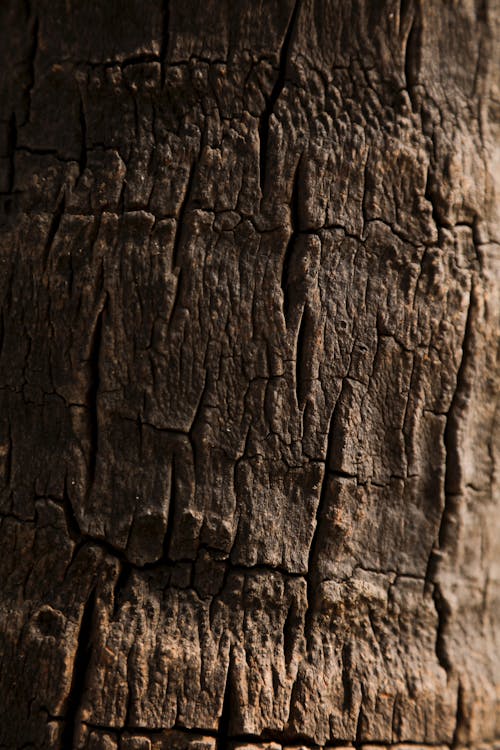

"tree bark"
[0,1,499,749]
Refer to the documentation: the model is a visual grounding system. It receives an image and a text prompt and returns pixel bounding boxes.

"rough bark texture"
[0,1,499,749]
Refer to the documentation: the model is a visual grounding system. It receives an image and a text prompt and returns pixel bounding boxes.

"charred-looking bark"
[0,1,498,749]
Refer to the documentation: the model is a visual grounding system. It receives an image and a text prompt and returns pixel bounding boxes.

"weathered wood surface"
[0,1,499,748]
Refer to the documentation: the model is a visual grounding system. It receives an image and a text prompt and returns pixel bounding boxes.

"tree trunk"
[0,1,499,749]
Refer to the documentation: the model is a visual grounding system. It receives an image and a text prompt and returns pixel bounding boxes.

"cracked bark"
[0,1,499,750]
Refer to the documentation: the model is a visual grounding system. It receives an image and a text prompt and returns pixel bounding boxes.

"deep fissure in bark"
[259,0,301,194]
[42,195,65,267]
[431,285,476,675]
[402,0,422,113]
[86,294,108,486]
[303,383,343,649]
[24,13,39,125]
[160,0,170,88]
[216,649,233,750]
[171,161,196,269]
[78,92,87,177]
[60,588,97,749]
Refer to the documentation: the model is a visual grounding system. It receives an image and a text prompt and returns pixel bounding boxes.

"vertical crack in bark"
[401,0,422,113]
[304,378,346,649]
[295,308,307,410]
[112,560,132,619]
[216,647,233,750]
[61,587,96,749]
[7,112,17,193]
[355,691,364,746]
[63,475,82,541]
[361,148,371,235]
[87,293,108,486]
[341,642,354,712]
[24,14,39,125]
[125,639,135,729]
[283,601,297,671]
[0,308,4,363]
[160,0,170,88]
[78,91,87,177]
[452,680,466,747]
[424,152,447,240]
[442,285,475,529]
[42,195,65,268]
[431,583,453,673]
[4,417,12,490]
[259,0,301,195]
[189,372,208,436]
[281,157,310,408]
[161,452,177,562]
[172,161,196,269]
[166,266,183,333]
[432,283,475,678]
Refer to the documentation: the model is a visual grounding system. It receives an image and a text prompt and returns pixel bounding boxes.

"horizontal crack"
[78,720,486,749]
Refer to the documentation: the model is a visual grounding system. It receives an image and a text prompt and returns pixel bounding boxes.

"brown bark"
[0,1,499,749]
